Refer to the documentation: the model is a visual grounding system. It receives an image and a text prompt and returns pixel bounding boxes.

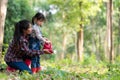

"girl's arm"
[33,27,46,42]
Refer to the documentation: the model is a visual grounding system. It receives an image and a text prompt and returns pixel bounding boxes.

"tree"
[49,0,101,61]
[113,0,120,59]
[86,2,106,61]
[119,7,120,55]
[77,2,84,61]
[106,0,113,63]
[0,0,8,57]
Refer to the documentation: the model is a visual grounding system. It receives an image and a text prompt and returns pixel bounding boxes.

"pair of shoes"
[43,42,53,54]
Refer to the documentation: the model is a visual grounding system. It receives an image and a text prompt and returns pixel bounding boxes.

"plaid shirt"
[4,36,44,62]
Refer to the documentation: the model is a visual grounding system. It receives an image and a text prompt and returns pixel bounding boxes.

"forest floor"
[0,59,120,80]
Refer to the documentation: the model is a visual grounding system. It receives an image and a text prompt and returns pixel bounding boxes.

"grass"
[0,58,120,80]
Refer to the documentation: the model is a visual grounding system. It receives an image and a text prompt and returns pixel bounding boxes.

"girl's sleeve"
[33,27,45,42]
[20,39,44,57]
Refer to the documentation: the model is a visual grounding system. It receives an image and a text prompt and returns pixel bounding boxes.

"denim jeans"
[31,56,40,68]
[29,37,41,68]
[6,61,32,74]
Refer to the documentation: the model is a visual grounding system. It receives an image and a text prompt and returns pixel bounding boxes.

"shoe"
[36,67,41,73]
[31,68,37,74]
[6,66,16,72]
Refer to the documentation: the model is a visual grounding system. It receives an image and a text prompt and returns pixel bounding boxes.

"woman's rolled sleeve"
[20,39,44,57]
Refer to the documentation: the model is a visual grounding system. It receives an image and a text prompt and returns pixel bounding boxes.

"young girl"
[4,20,49,74]
[29,12,52,73]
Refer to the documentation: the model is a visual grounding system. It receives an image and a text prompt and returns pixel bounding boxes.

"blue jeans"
[6,61,32,74]
[29,37,41,68]
[31,56,40,68]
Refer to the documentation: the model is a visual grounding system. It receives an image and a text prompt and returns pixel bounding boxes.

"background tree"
[0,0,8,57]
[106,0,113,63]
[49,0,101,61]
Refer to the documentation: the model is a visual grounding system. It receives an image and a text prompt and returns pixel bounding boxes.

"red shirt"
[4,36,44,62]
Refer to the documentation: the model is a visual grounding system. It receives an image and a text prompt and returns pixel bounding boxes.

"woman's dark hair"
[14,19,31,44]
[32,12,46,25]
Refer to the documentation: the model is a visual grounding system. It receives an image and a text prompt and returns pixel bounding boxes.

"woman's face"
[24,24,32,35]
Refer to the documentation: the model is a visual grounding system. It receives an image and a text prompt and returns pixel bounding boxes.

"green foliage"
[49,0,101,31]
[83,54,97,65]
[0,73,8,79]
[2,44,8,56]
[4,0,34,44]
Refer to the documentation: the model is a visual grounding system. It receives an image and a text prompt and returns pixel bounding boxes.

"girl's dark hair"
[14,20,31,44]
[32,12,45,25]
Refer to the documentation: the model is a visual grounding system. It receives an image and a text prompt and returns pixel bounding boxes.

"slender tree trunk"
[0,0,8,57]
[72,32,77,61]
[61,32,67,59]
[118,7,120,55]
[94,31,100,61]
[60,11,67,59]
[77,2,84,62]
[106,0,113,63]
[92,33,96,55]
[98,30,101,60]
[91,18,96,55]
[105,31,108,59]
[91,17,100,60]
[77,24,83,61]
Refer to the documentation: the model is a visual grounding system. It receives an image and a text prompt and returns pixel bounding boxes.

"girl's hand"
[44,37,48,40]
[45,40,51,43]
[43,49,50,54]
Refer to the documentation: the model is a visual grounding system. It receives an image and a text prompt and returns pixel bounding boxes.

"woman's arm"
[20,39,44,57]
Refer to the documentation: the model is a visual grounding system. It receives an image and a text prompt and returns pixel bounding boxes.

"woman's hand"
[43,37,51,43]
[43,49,50,54]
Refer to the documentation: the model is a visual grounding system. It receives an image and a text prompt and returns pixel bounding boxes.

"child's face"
[36,20,44,26]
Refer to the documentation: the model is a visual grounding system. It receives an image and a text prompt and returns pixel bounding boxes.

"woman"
[4,20,49,74]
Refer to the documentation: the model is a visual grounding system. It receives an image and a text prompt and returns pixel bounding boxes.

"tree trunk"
[118,7,120,55]
[106,0,113,63]
[94,31,101,61]
[0,0,8,57]
[77,24,83,61]
[61,32,67,59]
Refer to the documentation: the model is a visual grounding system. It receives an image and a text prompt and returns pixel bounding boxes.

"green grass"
[0,58,120,80]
